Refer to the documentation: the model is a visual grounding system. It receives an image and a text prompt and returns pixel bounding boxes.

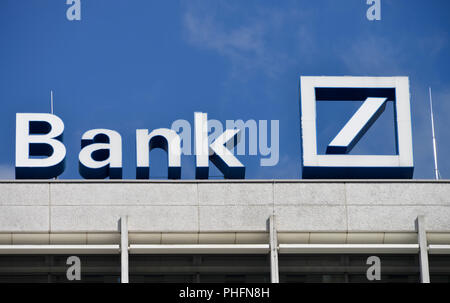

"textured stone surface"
[0,181,449,233]
[199,205,273,231]
[274,183,345,205]
[347,205,450,232]
[198,183,273,205]
[51,206,198,232]
[0,183,49,206]
[275,206,347,231]
[345,183,450,205]
[0,206,49,231]
[51,183,198,206]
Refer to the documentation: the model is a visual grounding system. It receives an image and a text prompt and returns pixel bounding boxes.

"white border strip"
[428,245,450,255]
[279,244,419,254]
[129,244,270,254]
[0,245,120,254]
[0,244,434,255]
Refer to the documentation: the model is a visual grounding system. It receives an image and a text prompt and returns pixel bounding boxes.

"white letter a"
[66,0,81,21]
[366,0,381,21]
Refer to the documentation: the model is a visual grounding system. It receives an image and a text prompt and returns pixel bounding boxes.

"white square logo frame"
[300,76,414,179]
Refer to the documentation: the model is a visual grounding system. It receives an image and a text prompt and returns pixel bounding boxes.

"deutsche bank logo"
[300,76,414,179]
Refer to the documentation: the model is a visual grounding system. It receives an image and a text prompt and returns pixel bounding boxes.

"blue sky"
[0,0,449,179]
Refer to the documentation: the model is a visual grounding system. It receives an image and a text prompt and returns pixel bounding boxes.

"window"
[279,254,420,283]
[129,254,270,283]
[429,255,450,283]
[0,255,120,283]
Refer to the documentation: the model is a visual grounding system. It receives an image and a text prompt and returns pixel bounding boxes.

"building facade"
[0,179,449,283]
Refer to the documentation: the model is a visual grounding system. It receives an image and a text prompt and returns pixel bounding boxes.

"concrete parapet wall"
[0,180,449,233]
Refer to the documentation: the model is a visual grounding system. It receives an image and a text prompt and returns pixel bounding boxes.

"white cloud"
[181,1,308,78]
[338,36,404,74]
[338,31,447,76]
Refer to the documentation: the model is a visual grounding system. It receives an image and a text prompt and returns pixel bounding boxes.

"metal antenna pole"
[429,87,439,180]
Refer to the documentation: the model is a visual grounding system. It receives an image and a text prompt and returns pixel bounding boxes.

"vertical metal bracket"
[269,215,279,283]
[415,216,430,283]
[120,216,129,283]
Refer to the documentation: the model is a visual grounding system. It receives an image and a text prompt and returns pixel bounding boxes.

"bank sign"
[300,76,413,179]
[14,76,414,180]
